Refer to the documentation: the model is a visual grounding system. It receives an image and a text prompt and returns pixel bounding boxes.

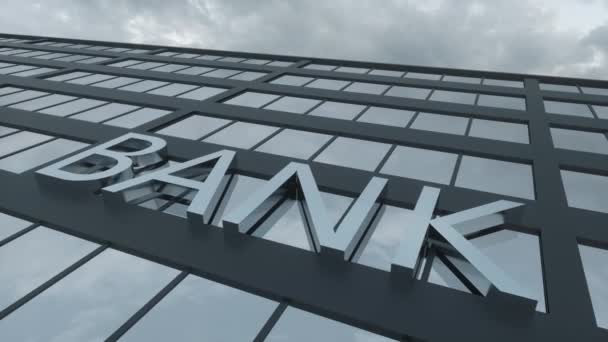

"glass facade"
[0,33,607,342]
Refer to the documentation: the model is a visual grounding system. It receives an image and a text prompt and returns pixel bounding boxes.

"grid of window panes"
[1,34,608,339]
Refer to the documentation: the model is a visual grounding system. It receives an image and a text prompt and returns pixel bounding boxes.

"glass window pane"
[66,74,116,85]
[105,108,171,128]
[385,86,431,100]
[578,244,608,329]
[0,139,87,173]
[369,69,405,77]
[304,64,336,71]
[266,307,396,342]
[218,56,245,63]
[477,94,526,110]
[0,125,18,138]
[561,170,608,213]
[120,275,278,341]
[9,94,76,111]
[443,75,481,84]
[581,86,608,96]
[430,90,477,105]
[12,51,50,58]
[380,146,458,185]
[256,129,333,160]
[305,78,351,91]
[224,92,279,108]
[404,72,442,80]
[456,156,535,199]
[46,71,92,82]
[356,106,414,127]
[267,61,293,67]
[308,101,366,120]
[150,64,189,73]
[175,66,215,75]
[593,105,608,119]
[0,65,37,75]
[77,56,111,64]
[253,199,316,251]
[551,128,608,154]
[335,66,369,74]
[70,103,140,123]
[469,119,529,144]
[146,83,199,97]
[91,76,142,89]
[35,52,70,60]
[343,82,389,95]
[203,122,279,149]
[177,86,226,101]
[0,212,31,242]
[314,137,391,171]
[482,78,524,88]
[229,71,266,81]
[243,59,271,65]
[539,83,579,93]
[10,67,57,77]
[0,90,48,106]
[544,100,593,118]
[0,86,22,96]
[0,131,54,158]
[203,68,242,78]
[0,227,98,311]
[271,75,314,86]
[355,205,413,271]
[211,175,266,227]
[264,96,321,114]
[39,98,107,117]
[108,60,143,68]
[0,248,179,341]
[127,61,167,70]
[119,80,170,93]
[410,112,469,135]
[196,55,222,61]
[157,115,231,140]
[173,53,199,59]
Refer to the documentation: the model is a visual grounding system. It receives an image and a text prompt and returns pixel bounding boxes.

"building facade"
[0,33,607,341]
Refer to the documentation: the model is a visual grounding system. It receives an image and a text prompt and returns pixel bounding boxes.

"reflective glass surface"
[482,78,524,88]
[70,103,140,123]
[544,100,593,118]
[356,106,415,127]
[0,227,98,311]
[578,245,608,329]
[551,128,608,154]
[430,90,477,105]
[212,175,266,227]
[335,66,369,74]
[456,156,535,199]
[229,71,266,81]
[119,80,169,92]
[305,78,351,90]
[39,98,107,117]
[0,90,48,106]
[468,119,529,144]
[0,131,53,158]
[224,92,279,108]
[264,96,321,114]
[177,87,226,101]
[404,72,442,80]
[308,101,366,120]
[121,275,278,341]
[256,129,333,160]
[581,87,608,96]
[410,112,469,135]
[343,82,389,95]
[0,249,179,341]
[561,170,608,213]
[477,94,526,110]
[146,83,199,97]
[203,122,280,149]
[271,75,314,86]
[157,115,231,140]
[266,307,395,341]
[369,69,405,77]
[314,137,392,171]
[0,139,87,173]
[385,86,431,99]
[66,74,116,85]
[442,75,481,84]
[9,94,76,111]
[0,212,31,242]
[381,146,458,184]
[593,105,608,119]
[105,108,171,128]
[539,83,579,93]
[91,76,142,89]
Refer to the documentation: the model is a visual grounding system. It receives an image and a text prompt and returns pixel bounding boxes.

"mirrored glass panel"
[456,156,535,199]
[343,82,389,95]
[0,131,53,158]
[381,146,458,185]
[578,244,608,329]
[121,275,278,341]
[335,66,369,74]
[539,83,579,93]
[404,72,442,80]
[369,69,405,77]
[442,75,481,84]
[430,90,477,105]
[105,108,171,128]
[211,175,266,227]
[356,106,414,127]
[119,80,170,93]
[477,94,526,111]
[203,121,280,149]
[0,226,98,311]
[305,78,351,91]
[224,92,280,108]
[544,100,593,118]
[0,212,31,242]
[308,101,366,120]
[551,128,608,154]
[66,74,116,85]
[266,307,396,342]
[581,86,608,96]
[9,94,76,111]
[482,79,524,88]
[175,66,215,75]
[560,170,608,213]
[256,129,333,160]
[157,115,231,140]
[468,119,529,144]
[385,86,431,99]
[410,112,469,135]
[271,75,315,86]
[264,96,321,114]
[70,103,140,123]
[39,98,107,117]
[203,68,242,78]
[91,76,142,89]
[314,137,391,171]
[146,83,199,97]
[229,71,266,81]
[304,64,336,71]
[0,249,179,341]
[593,105,608,119]
[177,87,226,101]
[0,139,87,173]
[0,90,48,106]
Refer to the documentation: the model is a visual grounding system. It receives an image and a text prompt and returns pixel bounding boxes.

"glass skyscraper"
[0,33,607,341]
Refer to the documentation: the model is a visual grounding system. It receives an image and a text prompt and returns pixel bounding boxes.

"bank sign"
[35,133,535,306]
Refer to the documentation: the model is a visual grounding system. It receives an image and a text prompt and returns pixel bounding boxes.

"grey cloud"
[0,0,607,79]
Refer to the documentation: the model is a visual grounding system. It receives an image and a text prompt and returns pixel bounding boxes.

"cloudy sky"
[1,0,607,79]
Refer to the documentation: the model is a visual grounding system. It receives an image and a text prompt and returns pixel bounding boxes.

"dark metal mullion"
[0,244,108,320]
[105,270,189,342]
